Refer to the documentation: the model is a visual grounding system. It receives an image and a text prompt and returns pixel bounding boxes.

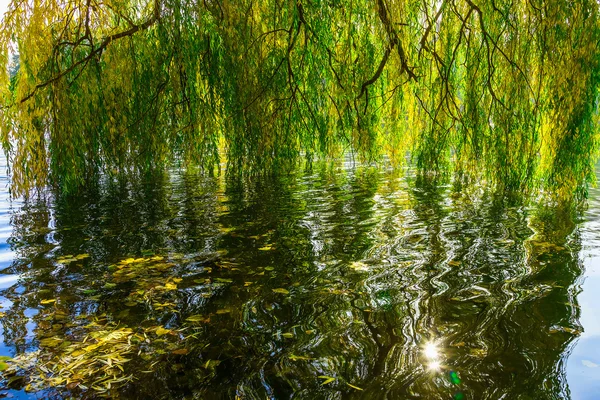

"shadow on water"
[0,161,589,399]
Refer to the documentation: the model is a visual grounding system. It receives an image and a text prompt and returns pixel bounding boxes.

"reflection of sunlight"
[423,341,442,371]
[424,342,439,359]
[428,360,441,371]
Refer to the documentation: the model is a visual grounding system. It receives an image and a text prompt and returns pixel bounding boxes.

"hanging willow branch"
[19,0,162,104]
[0,0,599,201]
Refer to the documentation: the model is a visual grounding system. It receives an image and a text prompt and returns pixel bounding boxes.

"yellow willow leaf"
[186,315,207,322]
[346,383,363,391]
[258,246,273,251]
[318,376,336,385]
[155,327,171,336]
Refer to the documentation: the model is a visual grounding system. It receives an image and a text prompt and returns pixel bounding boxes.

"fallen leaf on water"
[288,354,311,361]
[549,326,582,335]
[318,375,336,385]
[272,288,290,295]
[155,327,171,336]
[346,383,363,391]
[153,301,176,308]
[172,349,189,355]
[186,315,205,322]
[40,299,56,304]
[258,246,273,251]
[203,360,221,369]
[282,332,294,338]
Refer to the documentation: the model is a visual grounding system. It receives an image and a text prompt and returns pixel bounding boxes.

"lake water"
[0,159,598,399]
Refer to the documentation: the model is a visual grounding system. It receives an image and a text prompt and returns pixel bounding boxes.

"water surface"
[0,160,597,399]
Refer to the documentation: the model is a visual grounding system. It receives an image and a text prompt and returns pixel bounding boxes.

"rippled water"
[0,159,598,399]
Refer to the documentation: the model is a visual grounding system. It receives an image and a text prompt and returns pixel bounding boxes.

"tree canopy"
[1,0,599,199]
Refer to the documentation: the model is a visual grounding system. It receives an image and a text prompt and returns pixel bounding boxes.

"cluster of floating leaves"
[1,255,200,396]
[111,255,182,309]
[0,246,375,396]
[1,245,319,396]
[5,318,136,394]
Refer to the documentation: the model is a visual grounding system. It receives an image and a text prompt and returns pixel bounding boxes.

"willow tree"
[0,0,599,199]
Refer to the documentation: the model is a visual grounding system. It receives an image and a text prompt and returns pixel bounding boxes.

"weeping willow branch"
[0,0,599,201]
[18,0,162,104]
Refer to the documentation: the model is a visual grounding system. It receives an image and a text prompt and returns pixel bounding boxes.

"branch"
[357,44,393,99]
[377,0,417,81]
[18,0,161,104]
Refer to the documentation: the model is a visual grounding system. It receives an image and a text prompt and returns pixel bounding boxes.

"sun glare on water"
[423,341,442,371]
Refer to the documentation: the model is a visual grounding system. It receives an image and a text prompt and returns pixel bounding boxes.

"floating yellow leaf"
[288,354,311,361]
[186,315,207,322]
[155,327,171,336]
[318,375,336,385]
[272,288,290,294]
[346,383,363,391]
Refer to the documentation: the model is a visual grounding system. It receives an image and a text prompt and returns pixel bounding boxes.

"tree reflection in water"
[0,163,584,399]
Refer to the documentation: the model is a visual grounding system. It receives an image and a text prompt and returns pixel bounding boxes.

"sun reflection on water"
[423,341,442,371]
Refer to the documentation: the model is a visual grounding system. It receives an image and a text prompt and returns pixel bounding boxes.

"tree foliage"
[1,0,599,198]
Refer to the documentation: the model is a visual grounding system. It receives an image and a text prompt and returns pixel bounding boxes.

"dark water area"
[0,159,598,399]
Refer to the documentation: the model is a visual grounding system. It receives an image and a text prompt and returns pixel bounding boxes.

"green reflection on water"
[0,163,584,399]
